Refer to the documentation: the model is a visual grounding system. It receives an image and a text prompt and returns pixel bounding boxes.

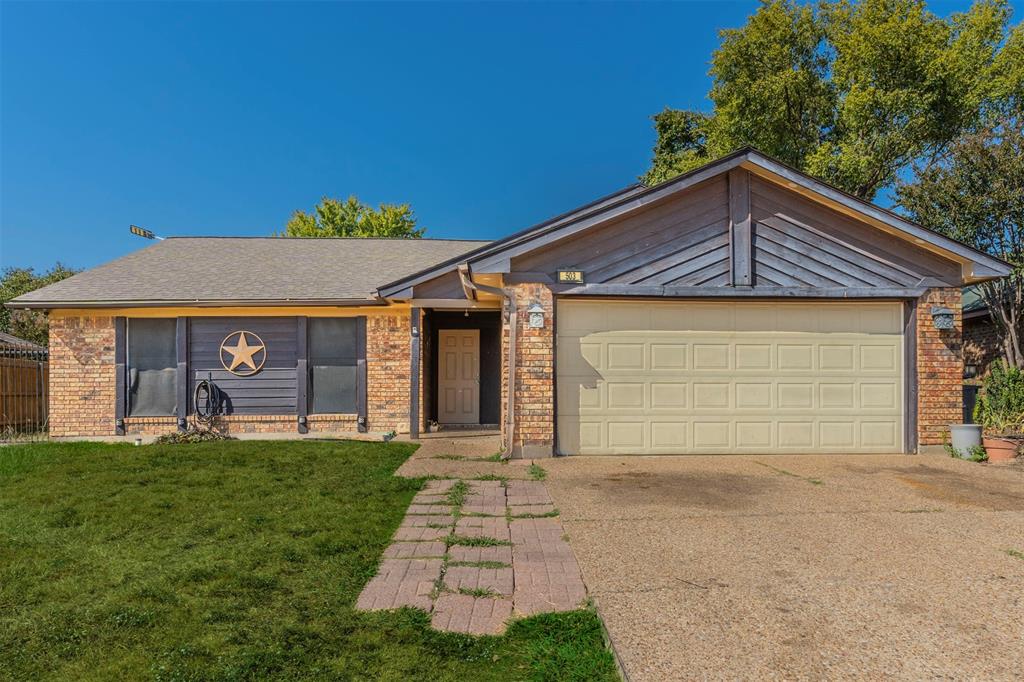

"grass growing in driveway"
[0,440,617,681]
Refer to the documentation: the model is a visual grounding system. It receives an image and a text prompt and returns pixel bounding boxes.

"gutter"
[5,297,390,310]
[457,265,517,460]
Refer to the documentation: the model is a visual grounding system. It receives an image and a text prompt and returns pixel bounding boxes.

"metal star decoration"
[220,331,266,375]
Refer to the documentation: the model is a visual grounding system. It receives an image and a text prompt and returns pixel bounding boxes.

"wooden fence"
[1,344,49,438]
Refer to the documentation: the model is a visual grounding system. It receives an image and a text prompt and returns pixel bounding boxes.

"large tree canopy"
[282,196,424,238]
[645,0,1019,201]
[0,264,79,346]
[897,111,1024,367]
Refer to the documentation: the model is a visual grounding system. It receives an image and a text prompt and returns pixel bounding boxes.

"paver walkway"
[356,478,588,635]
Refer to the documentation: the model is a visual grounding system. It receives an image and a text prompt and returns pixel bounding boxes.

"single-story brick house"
[11,149,1011,456]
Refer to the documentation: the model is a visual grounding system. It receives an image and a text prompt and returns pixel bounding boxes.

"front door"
[438,329,480,424]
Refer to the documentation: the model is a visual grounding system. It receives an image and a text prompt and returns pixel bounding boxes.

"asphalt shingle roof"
[11,237,488,306]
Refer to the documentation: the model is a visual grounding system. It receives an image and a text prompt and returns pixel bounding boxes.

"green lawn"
[0,440,617,681]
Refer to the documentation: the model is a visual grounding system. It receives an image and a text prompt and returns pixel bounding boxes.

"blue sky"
[0,0,1006,272]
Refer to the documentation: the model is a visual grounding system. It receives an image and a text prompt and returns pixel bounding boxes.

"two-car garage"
[556,300,906,455]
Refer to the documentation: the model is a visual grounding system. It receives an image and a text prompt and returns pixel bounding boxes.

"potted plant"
[973,361,1024,462]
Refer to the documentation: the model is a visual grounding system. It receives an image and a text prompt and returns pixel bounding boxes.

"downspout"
[457,265,517,460]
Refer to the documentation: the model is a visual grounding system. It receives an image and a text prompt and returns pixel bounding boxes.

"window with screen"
[127,318,177,416]
[309,318,359,414]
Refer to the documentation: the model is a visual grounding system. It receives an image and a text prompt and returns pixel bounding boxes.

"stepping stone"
[466,480,504,491]
[461,502,507,516]
[444,565,513,597]
[407,504,452,515]
[400,514,454,527]
[454,517,510,542]
[512,558,586,616]
[411,492,449,505]
[383,541,447,559]
[423,479,459,493]
[356,558,442,612]
[448,544,513,565]
[508,504,556,517]
[393,526,448,542]
[431,593,512,636]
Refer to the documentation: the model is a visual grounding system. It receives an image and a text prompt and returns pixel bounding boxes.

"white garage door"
[556,300,905,455]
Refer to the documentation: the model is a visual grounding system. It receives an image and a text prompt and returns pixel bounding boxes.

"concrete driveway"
[543,454,1024,681]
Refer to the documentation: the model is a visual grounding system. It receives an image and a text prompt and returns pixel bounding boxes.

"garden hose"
[193,377,222,426]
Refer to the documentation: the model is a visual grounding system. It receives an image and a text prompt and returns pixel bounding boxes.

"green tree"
[896,111,1024,367]
[0,264,79,346]
[282,196,424,238]
[645,0,1017,200]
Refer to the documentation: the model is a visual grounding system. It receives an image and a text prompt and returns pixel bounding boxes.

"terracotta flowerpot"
[982,437,1021,463]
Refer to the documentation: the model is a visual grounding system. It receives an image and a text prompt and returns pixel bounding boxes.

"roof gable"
[380,149,1011,298]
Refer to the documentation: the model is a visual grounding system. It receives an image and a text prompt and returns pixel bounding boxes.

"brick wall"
[964,315,1002,378]
[916,288,963,446]
[502,283,554,457]
[366,312,413,434]
[49,315,117,437]
[49,312,412,439]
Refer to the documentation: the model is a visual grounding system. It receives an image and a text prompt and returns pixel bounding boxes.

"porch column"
[409,306,421,439]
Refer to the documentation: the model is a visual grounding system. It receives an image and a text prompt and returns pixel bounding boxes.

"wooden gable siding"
[413,270,465,299]
[749,177,961,288]
[189,317,298,415]
[512,175,730,286]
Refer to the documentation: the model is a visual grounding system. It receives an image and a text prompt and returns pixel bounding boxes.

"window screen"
[309,318,359,414]
[127,318,177,416]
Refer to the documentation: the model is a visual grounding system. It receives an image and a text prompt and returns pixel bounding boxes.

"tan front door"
[439,329,480,424]
[557,300,905,455]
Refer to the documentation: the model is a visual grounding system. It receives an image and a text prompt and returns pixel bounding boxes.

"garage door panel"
[651,343,688,370]
[557,300,904,455]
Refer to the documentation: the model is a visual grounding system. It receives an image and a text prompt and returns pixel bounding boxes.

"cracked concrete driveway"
[544,454,1024,681]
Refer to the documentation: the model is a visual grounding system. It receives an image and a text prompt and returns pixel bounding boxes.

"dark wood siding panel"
[755,220,917,286]
[598,219,729,283]
[749,177,961,287]
[513,176,730,285]
[413,270,464,299]
[639,239,731,286]
[189,317,298,415]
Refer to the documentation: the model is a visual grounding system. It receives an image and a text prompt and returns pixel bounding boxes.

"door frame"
[437,328,481,425]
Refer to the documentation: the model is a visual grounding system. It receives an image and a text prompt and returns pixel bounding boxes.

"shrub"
[153,429,235,445]
[973,361,1024,437]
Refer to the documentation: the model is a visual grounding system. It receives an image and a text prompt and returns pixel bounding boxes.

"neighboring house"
[9,149,1011,455]
[962,286,1003,379]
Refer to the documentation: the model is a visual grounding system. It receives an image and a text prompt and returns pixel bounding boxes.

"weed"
[445,534,513,547]
[446,480,469,508]
[447,561,512,569]
[477,452,505,463]
[1006,549,1024,561]
[458,587,501,598]
[510,509,560,519]
[528,464,547,481]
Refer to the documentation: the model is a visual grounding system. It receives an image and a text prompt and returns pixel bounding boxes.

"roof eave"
[6,297,389,310]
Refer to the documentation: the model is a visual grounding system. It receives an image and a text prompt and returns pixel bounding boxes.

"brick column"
[366,312,413,434]
[916,288,963,447]
[503,283,555,457]
[48,315,117,437]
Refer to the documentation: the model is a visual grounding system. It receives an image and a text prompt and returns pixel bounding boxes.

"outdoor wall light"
[930,306,955,330]
[527,303,546,329]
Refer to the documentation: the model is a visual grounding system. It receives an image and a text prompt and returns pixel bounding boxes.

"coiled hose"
[193,377,222,426]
